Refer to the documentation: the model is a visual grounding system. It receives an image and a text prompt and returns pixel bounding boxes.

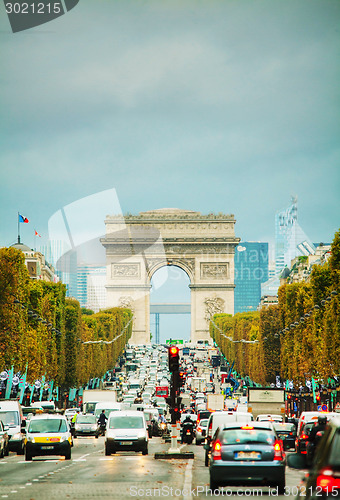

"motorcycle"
[98,421,107,436]
[159,421,168,437]
[181,421,195,444]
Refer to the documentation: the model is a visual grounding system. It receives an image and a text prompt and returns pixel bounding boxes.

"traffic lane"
[188,443,307,498]
[0,435,103,491]
[0,437,189,500]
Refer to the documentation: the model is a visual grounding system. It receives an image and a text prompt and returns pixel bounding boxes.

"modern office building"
[234,242,269,313]
[77,264,106,312]
[275,196,315,274]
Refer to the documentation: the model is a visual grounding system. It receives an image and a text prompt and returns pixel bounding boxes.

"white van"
[0,400,25,454]
[31,401,55,413]
[94,402,123,420]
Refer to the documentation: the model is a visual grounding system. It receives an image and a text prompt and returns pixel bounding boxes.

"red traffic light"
[168,345,180,372]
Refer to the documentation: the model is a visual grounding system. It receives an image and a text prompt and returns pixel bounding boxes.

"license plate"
[120,441,133,445]
[41,446,54,450]
[236,451,261,459]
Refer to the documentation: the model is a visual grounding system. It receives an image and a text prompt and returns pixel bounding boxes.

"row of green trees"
[210,229,340,385]
[0,247,132,388]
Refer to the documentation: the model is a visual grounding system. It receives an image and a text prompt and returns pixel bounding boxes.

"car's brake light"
[241,425,254,430]
[212,440,222,461]
[197,426,202,432]
[301,434,308,440]
[273,440,283,461]
[317,469,340,491]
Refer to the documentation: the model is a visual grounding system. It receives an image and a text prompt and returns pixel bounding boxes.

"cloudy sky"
[1,0,339,340]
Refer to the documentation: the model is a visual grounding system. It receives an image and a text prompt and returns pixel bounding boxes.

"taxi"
[24,414,72,461]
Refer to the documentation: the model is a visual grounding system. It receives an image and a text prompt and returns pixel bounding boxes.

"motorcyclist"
[307,415,327,464]
[98,409,108,430]
[309,415,327,444]
[181,415,194,444]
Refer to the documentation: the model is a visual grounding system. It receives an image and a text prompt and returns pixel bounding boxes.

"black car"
[288,416,340,499]
[273,422,297,450]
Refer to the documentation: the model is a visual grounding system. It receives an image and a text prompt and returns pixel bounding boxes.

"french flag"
[19,214,29,223]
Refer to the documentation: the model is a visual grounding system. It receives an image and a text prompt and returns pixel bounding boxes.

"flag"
[19,214,29,223]
[4,367,14,399]
[34,230,41,237]
[18,365,28,404]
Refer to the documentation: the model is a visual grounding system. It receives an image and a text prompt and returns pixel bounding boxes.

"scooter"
[98,422,107,436]
[181,422,195,444]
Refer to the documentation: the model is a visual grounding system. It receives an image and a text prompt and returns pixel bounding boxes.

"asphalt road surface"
[0,436,306,500]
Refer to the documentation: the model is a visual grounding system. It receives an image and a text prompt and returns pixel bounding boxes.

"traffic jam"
[0,342,339,499]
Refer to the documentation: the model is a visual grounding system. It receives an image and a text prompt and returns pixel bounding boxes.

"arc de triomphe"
[101,209,240,344]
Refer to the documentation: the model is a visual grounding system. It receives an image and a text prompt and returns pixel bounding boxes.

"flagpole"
[17,212,20,244]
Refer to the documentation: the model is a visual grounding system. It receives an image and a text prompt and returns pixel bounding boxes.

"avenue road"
[0,436,305,500]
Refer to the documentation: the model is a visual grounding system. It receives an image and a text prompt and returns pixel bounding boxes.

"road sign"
[334,402,340,412]
[317,405,322,411]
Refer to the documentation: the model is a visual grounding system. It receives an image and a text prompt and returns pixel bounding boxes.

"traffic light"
[168,346,179,373]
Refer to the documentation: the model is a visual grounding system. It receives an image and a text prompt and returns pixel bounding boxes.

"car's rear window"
[109,416,144,429]
[273,423,296,433]
[28,419,68,433]
[220,428,275,445]
[77,415,96,424]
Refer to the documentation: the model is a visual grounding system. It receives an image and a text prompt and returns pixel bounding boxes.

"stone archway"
[101,209,240,344]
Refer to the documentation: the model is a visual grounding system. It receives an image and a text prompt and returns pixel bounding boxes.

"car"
[208,422,286,493]
[273,422,297,450]
[196,418,209,445]
[287,416,340,499]
[105,411,148,455]
[73,414,100,438]
[0,420,9,458]
[24,414,72,461]
[64,408,80,422]
[205,411,254,466]
[295,420,316,454]
[256,414,283,422]
[0,400,25,454]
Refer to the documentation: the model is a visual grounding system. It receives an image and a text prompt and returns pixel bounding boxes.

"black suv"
[288,416,340,498]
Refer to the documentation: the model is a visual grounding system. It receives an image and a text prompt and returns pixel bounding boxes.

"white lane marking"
[1,495,9,498]
[125,457,140,460]
[19,487,25,489]
[99,458,115,461]
[76,453,91,460]
[10,491,17,494]
[17,461,32,464]
[33,479,39,482]
[183,459,193,500]
[25,483,32,486]
[73,458,87,462]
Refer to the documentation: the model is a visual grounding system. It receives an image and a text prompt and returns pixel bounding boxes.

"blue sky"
[1,0,339,341]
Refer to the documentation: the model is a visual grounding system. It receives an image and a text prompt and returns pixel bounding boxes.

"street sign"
[317,405,322,411]
[166,339,184,345]
[334,402,340,413]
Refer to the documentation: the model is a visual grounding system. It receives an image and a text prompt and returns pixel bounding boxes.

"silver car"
[196,418,209,445]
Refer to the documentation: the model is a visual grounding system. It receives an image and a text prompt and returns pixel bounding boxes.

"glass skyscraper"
[234,242,269,314]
